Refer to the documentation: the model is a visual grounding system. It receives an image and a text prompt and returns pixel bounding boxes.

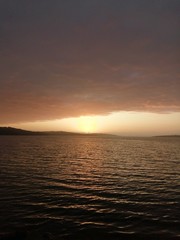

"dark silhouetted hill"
[0,127,36,135]
[0,127,117,137]
[0,127,77,135]
[154,135,180,138]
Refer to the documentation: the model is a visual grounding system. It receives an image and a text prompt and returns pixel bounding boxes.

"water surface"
[0,136,180,239]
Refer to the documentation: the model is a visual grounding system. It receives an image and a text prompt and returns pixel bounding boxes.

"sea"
[0,135,180,240]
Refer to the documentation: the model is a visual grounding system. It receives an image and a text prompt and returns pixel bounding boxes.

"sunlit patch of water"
[0,136,180,239]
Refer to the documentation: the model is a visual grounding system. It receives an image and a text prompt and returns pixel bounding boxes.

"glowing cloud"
[0,0,179,127]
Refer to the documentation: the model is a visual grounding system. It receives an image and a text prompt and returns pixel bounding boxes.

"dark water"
[0,135,180,239]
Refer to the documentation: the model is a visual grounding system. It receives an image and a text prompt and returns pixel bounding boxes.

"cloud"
[0,0,180,124]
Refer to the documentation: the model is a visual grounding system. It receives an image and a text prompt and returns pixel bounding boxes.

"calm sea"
[0,135,180,240]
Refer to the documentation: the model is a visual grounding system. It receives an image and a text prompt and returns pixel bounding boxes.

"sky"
[0,0,180,135]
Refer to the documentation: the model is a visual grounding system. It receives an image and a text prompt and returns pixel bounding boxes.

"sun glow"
[12,112,180,136]
[77,116,97,133]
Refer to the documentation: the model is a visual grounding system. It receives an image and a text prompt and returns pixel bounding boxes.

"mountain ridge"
[0,127,179,138]
[0,127,115,137]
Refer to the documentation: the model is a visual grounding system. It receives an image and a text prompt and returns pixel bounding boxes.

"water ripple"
[0,135,180,239]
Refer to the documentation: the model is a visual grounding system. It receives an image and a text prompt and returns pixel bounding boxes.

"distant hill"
[0,127,116,137]
[154,135,180,138]
[0,127,36,135]
[0,127,80,135]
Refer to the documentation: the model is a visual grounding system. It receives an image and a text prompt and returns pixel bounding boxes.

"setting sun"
[77,116,97,133]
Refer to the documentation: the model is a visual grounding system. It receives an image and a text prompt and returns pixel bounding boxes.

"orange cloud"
[0,0,179,124]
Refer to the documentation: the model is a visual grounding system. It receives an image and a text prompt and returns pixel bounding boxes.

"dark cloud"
[0,0,180,124]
